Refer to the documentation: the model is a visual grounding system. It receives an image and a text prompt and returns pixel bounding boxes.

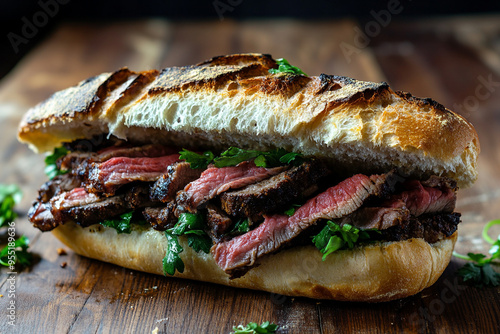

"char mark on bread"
[176,161,289,213]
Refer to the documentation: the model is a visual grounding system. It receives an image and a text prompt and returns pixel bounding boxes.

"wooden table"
[1,17,499,333]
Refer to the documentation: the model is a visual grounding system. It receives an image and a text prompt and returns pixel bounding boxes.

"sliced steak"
[86,154,180,195]
[49,188,129,225]
[61,144,178,179]
[28,202,58,231]
[124,184,158,208]
[213,172,397,275]
[37,173,81,203]
[380,212,460,244]
[206,204,234,242]
[337,178,457,230]
[57,195,130,227]
[397,180,456,216]
[338,205,410,230]
[176,161,288,213]
[220,160,329,219]
[150,162,204,203]
[143,203,177,231]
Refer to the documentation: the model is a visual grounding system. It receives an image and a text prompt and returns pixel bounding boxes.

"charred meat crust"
[143,204,177,231]
[219,160,329,220]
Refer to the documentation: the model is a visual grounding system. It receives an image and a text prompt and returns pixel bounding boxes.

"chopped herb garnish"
[179,149,215,169]
[45,146,69,180]
[179,147,305,170]
[163,213,212,276]
[229,218,250,235]
[268,58,307,76]
[232,321,278,334]
[454,219,500,287]
[0,235,32,268]
[100,212,134,234]
[312,221,380,260]
[0,184,22,228]
[163,230,184,275]
[284,204,301,217]
[214,147,304,168]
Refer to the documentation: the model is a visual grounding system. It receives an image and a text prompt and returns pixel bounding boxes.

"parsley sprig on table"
[453,219,500,287]
[0,235,32,267]
[45,146,69,180]
[268,58,307,76]
[231,321,278,334]
[0,184,22,228]
[163,213,212,276]
[0,184,32,268]
[180,147,304,170]
[312,221,380,260]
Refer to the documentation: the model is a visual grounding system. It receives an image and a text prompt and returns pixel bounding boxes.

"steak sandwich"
[18,54,479,302]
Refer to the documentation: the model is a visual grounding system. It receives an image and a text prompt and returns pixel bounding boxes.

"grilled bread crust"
[18,54,479,188]
[52,222,457,302]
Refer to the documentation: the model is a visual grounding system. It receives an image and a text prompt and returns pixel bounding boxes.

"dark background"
[1,0,500,79]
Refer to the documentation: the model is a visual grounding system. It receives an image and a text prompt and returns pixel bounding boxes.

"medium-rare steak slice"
[56,196,130,227]
[213,172,398,276]
[59,144,178,176]
[220,160,329,219]
[176,161,288,213]
[28,202,57,231]
[338,176,458,230]
[150,162,203,203]
[50,188,129,226]
[143,203,177,231]
[86,154,180,195]
[37,173,81,203]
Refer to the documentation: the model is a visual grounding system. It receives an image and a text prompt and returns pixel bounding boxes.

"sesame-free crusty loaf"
[18,53,479,188]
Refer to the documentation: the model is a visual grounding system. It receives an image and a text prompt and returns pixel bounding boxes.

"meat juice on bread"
[18,54,479,302]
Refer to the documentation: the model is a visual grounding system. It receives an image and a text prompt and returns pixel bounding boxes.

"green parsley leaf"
[100,212,134,234]
[0,184,22,228]
[163,230,184,275]
[284,204,301,217]
[312,221,379,261]
[179,149,214,169]
[163,213,212,276]
[214,147,263,168]
[232,321,278,334]
[171,213,205,235]
[454,219,500,287]
[229,218,250,235]
[0,235,33,268]
[279,152,304,165]
[213,147,304,168]
[185,232,212,254]
[45,146,69,180]
[268,58,307,76]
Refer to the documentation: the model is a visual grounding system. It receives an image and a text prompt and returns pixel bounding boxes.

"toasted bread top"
[18,53,479,188]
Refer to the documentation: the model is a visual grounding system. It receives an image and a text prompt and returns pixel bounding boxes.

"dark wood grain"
[0,17,499,334]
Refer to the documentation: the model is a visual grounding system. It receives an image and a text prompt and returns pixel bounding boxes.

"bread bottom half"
[52,222,457,302]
